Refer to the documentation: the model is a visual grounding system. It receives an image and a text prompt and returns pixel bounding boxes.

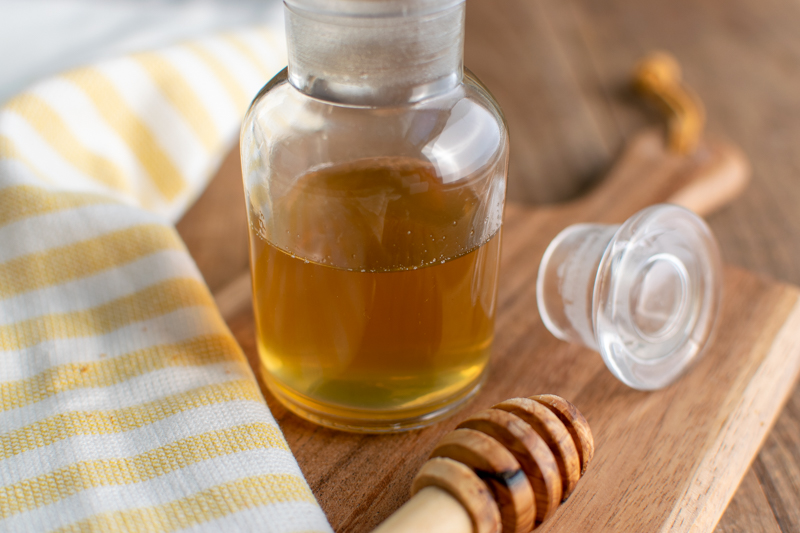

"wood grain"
[174,0,800,529]
[492,399,580,502]
[461,1,800,529]
[540,274,800,533]
[179,133,800,532]
[214,211,800,533]
[530,394,594,476]
[431,429,535,533]
[378,394,592,533]
[715,470,782,533]
[458,408,562,524]
[751,391,800,532]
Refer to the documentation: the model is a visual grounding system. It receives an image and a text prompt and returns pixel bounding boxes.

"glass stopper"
[536,204,722,390]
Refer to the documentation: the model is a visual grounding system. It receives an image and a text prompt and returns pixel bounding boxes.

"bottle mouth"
[284,0,464,17]
[284,0,465,106]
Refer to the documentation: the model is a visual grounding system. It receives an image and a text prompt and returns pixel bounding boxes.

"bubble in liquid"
[304,259,309,264]
[442,236,446,240]
[470,230,475,236]
[361,269,366,272]
[407,231,411,235]
[413,266,418,270]
[441,260,446,264]
[452,221,457,225]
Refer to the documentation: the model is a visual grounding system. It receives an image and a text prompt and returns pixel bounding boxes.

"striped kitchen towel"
[0,27,332,533]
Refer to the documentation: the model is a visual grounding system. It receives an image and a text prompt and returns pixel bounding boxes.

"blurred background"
[2,0,798,531]
[0,0,283,104]
[464,0,800,287]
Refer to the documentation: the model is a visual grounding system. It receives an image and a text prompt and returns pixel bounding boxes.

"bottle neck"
[285,0,465,106]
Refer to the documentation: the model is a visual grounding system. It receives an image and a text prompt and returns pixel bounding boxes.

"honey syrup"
[247,157,503,431]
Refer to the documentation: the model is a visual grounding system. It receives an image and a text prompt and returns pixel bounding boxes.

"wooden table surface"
[177,0,800,530]
[461,1,800,531]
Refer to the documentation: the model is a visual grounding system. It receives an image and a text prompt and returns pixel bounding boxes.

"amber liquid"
[248,158,502,431]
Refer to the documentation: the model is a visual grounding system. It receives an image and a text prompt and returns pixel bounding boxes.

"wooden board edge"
[660,288,800,533]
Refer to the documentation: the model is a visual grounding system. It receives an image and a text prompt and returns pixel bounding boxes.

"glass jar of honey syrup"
[240,0,509,432]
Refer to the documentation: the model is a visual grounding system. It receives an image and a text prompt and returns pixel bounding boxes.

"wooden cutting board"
[179,129,800,532]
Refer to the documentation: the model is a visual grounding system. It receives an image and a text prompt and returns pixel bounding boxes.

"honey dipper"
[372,394,593,533]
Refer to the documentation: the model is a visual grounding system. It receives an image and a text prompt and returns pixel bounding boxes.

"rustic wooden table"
[460,2,800,531]
[177,0,800,531]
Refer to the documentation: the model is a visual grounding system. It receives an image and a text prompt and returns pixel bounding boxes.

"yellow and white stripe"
[0,26,331,533]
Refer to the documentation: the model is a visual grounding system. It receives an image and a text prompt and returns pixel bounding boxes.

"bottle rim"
[283,0,464,17]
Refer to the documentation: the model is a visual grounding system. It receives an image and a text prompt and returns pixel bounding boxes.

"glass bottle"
[240,0,509,432]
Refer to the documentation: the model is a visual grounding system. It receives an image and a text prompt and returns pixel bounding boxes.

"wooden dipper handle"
[633,51,705,155]
[372,395,593,533]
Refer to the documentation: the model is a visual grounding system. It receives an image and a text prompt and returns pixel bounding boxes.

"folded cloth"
[0,27,332,533]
